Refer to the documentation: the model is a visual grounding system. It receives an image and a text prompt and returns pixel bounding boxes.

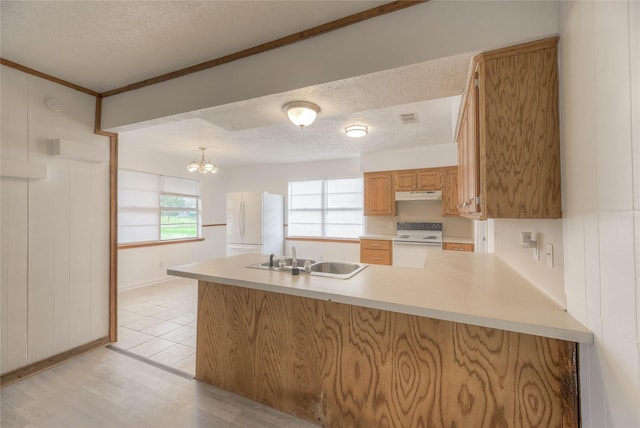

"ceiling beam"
[0,58,100,97]
[100,0,428,98]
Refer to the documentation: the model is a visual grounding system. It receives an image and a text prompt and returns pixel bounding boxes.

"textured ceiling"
[1,1,474,168]
[1,0,388,92]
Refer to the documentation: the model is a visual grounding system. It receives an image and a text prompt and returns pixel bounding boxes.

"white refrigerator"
[226,192,284,256]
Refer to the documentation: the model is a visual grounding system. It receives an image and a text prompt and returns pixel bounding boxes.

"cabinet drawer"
[443,242,474,252]
[361,239,392,251]
[361,249,392,265]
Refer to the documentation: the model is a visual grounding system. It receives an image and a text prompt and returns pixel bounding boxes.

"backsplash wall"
[489,218,565,306]
[366,200,473,238]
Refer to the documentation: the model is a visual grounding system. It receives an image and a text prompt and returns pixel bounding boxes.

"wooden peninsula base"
[196,281,579,427]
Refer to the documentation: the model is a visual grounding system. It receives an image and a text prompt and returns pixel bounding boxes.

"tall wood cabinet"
[455,36,562,219]
[364,172,396,216]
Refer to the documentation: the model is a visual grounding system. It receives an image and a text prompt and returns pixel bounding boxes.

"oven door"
[392,240,441,268]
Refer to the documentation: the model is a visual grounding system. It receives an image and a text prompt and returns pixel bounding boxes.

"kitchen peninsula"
[169,252,591,427]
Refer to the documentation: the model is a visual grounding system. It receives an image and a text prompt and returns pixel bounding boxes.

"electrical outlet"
[546,244,554,268]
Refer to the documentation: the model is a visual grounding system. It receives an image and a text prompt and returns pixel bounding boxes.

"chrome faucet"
[291,246,297,268]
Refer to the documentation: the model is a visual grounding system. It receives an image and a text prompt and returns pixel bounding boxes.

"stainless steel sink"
[308,261,368,279]
[250,257,317,270]
[246,259,367,279]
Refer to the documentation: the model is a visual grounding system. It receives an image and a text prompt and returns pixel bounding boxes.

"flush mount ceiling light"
[283,101,320,128]
[187,147,218,174]
[345,124,368,138]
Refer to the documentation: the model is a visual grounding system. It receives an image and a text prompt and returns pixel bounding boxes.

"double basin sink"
[246,257,368,279]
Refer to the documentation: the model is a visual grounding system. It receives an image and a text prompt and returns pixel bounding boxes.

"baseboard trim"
[107,345,194,380]
[118,276,175,291]
[0,336,110,387]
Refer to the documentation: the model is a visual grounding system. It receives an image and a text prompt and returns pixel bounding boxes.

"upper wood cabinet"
[455,36,562,220]
[364,172,396,216]
[441,166,459,217]
[393,169,441,191]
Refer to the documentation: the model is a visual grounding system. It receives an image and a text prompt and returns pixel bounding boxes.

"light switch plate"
[546,244,554,267]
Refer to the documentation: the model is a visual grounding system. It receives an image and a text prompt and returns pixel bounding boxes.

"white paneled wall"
[0,66,110,373]
[560,1,640,426]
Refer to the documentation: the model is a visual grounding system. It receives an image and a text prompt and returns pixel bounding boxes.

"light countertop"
[359,234,395,240]
[443,236,474,244]
[168,252,592,344]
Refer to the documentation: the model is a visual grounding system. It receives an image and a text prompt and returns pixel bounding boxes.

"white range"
[392,222,443,268]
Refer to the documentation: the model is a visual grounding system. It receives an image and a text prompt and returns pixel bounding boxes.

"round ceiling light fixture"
[345,124,368,138]
[283,101,320,128]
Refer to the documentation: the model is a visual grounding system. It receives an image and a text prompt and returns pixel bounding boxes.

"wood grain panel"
[197,281,579,427]
[481,41,561,219]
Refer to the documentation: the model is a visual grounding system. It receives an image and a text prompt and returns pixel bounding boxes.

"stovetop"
[394,222,443,244]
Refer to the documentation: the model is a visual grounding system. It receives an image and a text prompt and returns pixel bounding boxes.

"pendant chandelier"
[187,147,218,174]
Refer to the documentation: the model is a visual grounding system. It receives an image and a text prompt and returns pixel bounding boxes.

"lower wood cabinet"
[443,242,474,252]
[360,239,392,265]
[197,282,580,427]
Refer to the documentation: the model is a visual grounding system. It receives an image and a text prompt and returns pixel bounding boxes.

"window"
[288,177,363,239]
[160,194,198,240]
[118,170,201,244]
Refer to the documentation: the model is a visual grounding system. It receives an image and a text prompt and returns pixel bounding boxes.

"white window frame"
[118,169,201,244]
[288,177,363,239]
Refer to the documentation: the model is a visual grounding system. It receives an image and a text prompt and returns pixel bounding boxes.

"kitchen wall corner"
[488,218,566,306]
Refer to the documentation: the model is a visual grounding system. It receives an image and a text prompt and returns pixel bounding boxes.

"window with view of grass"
[160,194,198,240]
[118,169,201,244]
[288,177,363,239]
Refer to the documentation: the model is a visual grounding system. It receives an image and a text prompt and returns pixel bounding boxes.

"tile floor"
[115,277,198,374]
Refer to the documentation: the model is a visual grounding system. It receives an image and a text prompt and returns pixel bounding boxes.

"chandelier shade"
[187,147,218,174]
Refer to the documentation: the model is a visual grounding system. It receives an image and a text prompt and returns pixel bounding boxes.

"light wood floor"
[0,346,318,428]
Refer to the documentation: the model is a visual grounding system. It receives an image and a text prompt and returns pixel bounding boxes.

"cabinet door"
[468,72,481,215]
[442,167,459,216]
[393,171,417,191]
[364,172,396,216]
[457,71,481,218]
[417,169,441,190]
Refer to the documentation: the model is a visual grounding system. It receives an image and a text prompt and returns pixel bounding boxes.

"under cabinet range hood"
[395,190,442,201]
